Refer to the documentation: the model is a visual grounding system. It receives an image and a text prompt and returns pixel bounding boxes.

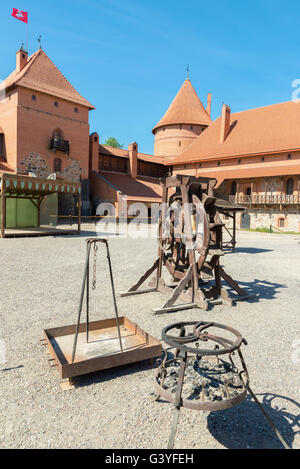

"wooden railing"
[229,194,300,205]
[49,137,70,155]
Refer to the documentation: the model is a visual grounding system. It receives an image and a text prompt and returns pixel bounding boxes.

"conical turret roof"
[152,79,212,133]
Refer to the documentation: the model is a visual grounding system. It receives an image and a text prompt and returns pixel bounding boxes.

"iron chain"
[92,243,98,290]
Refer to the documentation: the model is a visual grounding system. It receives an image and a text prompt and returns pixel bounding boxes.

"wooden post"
[77,191,81,234]
[232,211,236,253]
[236,180,240,204]
[181,181,199,300]
[156,182,167,288]
[37,197,41,228]
[1,175,6,239]
[264,178,268,203]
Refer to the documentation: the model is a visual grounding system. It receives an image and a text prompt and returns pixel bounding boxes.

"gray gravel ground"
[0,228,299,449]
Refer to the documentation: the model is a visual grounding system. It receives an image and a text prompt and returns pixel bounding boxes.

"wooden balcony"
[49,137,70,155]
[229,194,300,205]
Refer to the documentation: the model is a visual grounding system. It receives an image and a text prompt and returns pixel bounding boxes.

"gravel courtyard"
[0,229,299,449]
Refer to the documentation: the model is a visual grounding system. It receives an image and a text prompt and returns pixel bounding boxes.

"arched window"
[286,178,294,195]
[53,128,63,140]
[230,181,237,195]
[53,157,61,173]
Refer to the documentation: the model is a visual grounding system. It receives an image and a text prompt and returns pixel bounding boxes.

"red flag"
[11,8,28,24]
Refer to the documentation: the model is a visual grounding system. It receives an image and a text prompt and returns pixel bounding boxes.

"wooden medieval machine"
[121,175,249,314]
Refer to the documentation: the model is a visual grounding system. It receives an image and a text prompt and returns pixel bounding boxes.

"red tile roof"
[171,101,300,164]
[99,145,165,164]
[0,163,14,173]
[98,171,162,201]
[4,49,95,109]
[153,79,212,133]
[195,160,300,187]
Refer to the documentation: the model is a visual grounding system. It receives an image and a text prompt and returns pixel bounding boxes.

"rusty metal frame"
[154,321,290,449]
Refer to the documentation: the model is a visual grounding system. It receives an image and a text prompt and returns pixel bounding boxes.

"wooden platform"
[3,226,79,238]
[43,317,162,379]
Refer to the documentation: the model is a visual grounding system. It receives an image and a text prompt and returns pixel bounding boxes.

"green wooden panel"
[40,193,58,226]
[0,197,38,228]
[16,198,38,228]
[6,198,17,228]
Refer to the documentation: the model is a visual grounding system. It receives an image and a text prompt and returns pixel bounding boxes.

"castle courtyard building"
[169,102,300,232]
[1,45,299,233]
[0,46,94,218]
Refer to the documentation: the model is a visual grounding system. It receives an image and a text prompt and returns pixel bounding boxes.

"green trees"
[104,137,124,149]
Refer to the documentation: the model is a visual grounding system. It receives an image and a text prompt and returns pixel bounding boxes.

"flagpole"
[26,15,29,52]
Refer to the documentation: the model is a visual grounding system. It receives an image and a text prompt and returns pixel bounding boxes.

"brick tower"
[153,79,212,159]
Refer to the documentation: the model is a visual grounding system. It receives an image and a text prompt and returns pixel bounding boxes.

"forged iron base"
[155,356,248,412]
[156,321,249,413]
[155,321,290,449]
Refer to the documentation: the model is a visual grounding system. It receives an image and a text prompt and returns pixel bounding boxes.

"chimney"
[16,47,28,73]
[89,132,99,178]
[206,92,212,117]
[128,142,138,179]
[220,104,231,143]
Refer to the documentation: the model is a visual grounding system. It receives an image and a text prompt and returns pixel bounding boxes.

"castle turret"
[152,79,212,158]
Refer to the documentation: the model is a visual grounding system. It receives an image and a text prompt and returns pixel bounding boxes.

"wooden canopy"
[0,172,81,238]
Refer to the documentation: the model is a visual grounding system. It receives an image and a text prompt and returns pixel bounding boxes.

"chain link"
[92,243,98,290]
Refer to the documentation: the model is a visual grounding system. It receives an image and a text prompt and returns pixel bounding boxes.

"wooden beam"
[28,199,38,209]
[1,175,6,239]
[232,211,236,252]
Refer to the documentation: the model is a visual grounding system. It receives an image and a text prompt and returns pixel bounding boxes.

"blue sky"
[1,0,299,153]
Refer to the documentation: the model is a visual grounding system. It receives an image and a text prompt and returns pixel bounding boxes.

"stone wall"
[220,209,300,232]
[18,153,91,216]
[18,153,82,181]
[19,153,52,178]
[246,210,300,232]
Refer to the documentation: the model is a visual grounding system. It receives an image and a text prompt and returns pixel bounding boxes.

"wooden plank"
[120,287,157,297]
[153,303,198,315]
[125,257,159,293]
[220,267,247,296]
[162,265,193,308]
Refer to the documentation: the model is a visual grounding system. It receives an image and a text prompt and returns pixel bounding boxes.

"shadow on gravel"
[1,365,24,372]
[234,247,274,254]
[207,393,300,449]
[71,357,162,389]
[227,278,287,303]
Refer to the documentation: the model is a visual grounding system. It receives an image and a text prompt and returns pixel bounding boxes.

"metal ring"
[162,321,244,356]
